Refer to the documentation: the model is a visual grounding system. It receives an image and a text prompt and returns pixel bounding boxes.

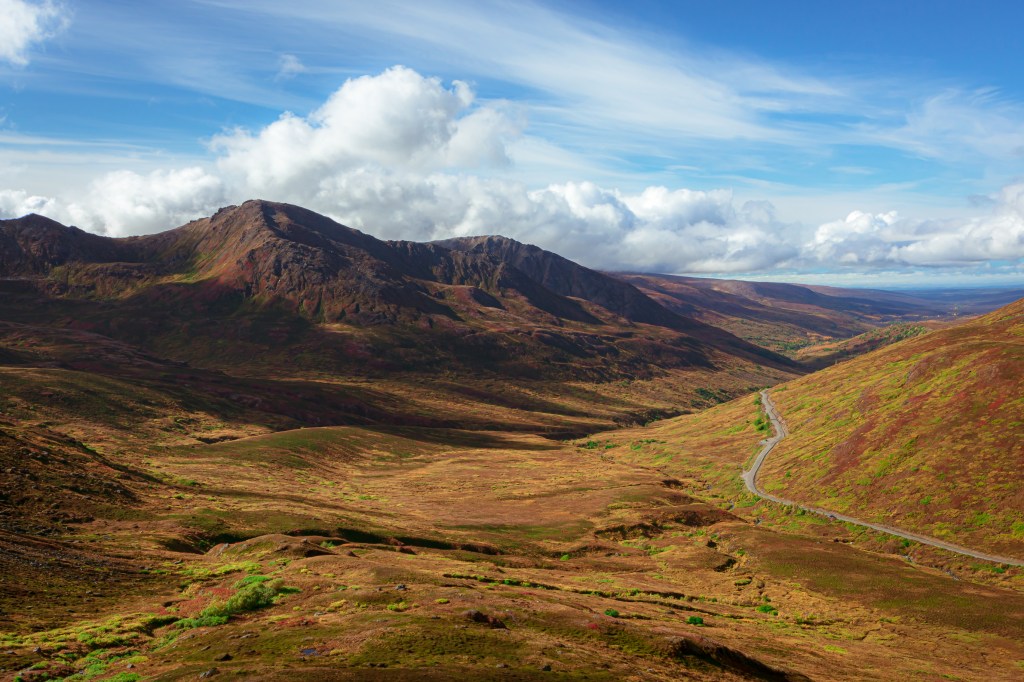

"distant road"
[742,390,1024,567]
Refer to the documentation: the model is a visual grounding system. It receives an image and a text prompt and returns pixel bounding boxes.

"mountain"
[0,201,801,428]
[437,235,791,367]
[617,272,1024,357]
[753,297,1024,556]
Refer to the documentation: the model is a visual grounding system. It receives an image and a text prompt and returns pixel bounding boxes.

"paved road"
[742,390,1024,567]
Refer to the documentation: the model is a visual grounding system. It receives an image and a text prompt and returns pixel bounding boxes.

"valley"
[1,203,1022,681]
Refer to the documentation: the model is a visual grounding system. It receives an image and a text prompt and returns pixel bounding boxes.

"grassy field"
[5,380,1024,680]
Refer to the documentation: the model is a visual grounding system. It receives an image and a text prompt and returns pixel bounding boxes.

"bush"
[603,608,620,618]
[179,579,289,629]
[234,575,272,588]
[686,616,704,625]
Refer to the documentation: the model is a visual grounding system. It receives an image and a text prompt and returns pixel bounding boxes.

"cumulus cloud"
[0,188,60,216]
[0,0,68,66]
[1,66,1021,279]
[807,183,1024,267]
[14,167,226,237]
[213,66,520,195]
[299,172,800,273]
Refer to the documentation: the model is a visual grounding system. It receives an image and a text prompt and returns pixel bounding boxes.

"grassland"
[4,375,1024,680]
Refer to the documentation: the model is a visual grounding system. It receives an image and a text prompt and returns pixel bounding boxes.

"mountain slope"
[0,201,800,419]
[755,297,1024,556]
[436,235,794,369]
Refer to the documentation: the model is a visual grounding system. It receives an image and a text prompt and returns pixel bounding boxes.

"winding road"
[743,390,1024,567]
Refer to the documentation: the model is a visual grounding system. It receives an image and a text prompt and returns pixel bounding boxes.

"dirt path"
[742,390,1024,567]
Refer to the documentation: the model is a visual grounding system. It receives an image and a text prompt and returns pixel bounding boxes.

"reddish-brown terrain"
[1,201,1022,681]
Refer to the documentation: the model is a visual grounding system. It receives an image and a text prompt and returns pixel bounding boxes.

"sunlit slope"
[761,298,1024,556]
[6,412,1024,680]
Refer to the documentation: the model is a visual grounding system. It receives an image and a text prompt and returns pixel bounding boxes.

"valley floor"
[2,395,1023,681]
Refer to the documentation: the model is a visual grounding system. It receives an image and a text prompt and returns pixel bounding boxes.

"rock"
[394,584,407,591]
[542,664,552,671]
[213,653,232,661]
[663,635,811,681]
[462,609,506,629]
[198,668,219,679]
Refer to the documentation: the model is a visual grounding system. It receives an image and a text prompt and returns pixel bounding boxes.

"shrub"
[686,616,704,625]
[603,608,620,618]
[178,579,290,629]
[234,575,272,588]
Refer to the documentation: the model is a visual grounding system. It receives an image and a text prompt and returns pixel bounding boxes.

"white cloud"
[1,66,1022,281]
[0,188,59,216]
[301,172,799,274]
[0,0,68,66]
[30,167,225,236]
[862,89,1024,163]
[213,66,520,195]
[275,53,306,80]
[807,183,1024,267]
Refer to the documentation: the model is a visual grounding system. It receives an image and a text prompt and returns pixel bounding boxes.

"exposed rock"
[663,635,812,681]
[462,609,507,629]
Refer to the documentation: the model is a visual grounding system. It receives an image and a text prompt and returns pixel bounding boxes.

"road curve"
[743,390,1024,567]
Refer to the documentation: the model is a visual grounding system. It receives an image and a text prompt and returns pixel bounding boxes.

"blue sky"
[1,0,1023,286]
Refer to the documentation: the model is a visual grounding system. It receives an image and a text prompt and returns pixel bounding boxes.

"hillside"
[754,298,1024,557]
[3,350,1023,680]
[0,202,799,413]
[794,321,946,369]
[617,272,1023,357]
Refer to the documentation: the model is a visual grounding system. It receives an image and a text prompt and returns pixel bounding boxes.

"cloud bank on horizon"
[1,0,1023,286]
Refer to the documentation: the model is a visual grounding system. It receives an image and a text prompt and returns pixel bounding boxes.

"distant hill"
[757,297,1024,556]
[617,272,1023,357]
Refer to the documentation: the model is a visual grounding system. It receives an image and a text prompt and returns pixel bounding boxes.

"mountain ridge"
[0,200,801,385]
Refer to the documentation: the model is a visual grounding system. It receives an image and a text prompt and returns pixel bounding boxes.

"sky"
[1,0,1023,287]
